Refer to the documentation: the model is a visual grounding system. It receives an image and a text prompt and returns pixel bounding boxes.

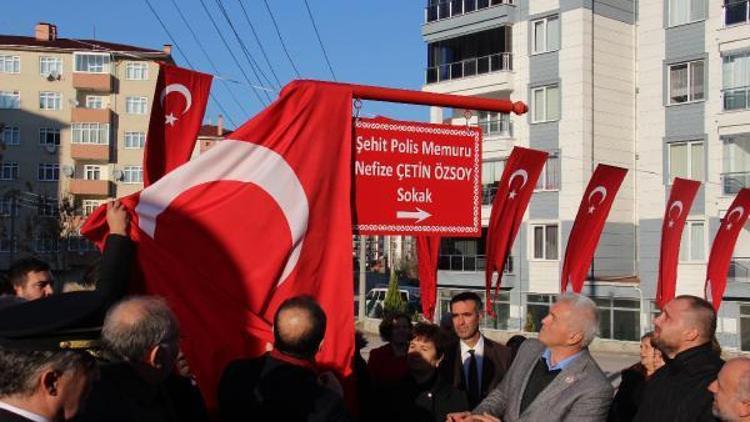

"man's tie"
[468,349,480,406]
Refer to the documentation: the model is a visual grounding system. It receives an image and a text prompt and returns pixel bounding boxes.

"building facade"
[422,0,750,350]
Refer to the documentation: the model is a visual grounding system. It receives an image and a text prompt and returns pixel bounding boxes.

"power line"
[263,0,301,78]
[302,0,336,81]
[236,0,282,88]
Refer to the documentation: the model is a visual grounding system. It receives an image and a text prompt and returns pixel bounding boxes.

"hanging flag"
[485,146,548,314]
[144,63,213,186]
[705,188,750,310]
[82,81,354,409]
[417,236,440,320]
[656,178,701,309]
[560,164,628,293]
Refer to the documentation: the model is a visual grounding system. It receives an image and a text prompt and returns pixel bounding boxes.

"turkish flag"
[82,80,354,408]
[705,188,750,310]
[485,147,548,313]
[656,178,701,309]
[144,63,212,186]
[417,236,440,320]
[560,164,628,293]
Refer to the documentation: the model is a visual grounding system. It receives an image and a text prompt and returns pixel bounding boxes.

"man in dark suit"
[440,292,512,408]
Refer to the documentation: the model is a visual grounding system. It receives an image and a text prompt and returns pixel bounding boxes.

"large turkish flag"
[82,80,354,408]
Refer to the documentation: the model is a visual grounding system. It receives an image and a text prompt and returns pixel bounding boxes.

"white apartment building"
[422,0,750,350]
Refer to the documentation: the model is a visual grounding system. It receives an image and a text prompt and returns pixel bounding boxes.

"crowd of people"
[0,202,748,421]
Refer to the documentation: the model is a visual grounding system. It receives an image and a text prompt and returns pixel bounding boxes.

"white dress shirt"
[460,335,485,388]
[0,400,51,422]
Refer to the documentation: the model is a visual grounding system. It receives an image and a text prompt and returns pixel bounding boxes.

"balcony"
[72,73,112,92]
[425,0,514,23]
[71,144,110,161]
[730,257,750,283]
[477,115,513,138]
[69,179,111,196]
[438,254,514,273]
[724,0,750,27]
[426,53,512,84]
[71,107,112,123]
[722,171,750,195]
[723,87,750,111]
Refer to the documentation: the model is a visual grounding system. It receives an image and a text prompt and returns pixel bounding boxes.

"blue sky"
[2,0,428,127]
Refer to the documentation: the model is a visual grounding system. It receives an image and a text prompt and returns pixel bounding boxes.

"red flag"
[560,164,628,293]
[705,188,750,310]
[656,178,701,309]
[485,147,548,314]
[144,63,212,186]
[82,81,354,409]
[416,236,440,320]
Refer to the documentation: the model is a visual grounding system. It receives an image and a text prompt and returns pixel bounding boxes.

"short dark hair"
[378,312,412,342]
[0,348,96,397]
[450,291,482,313]
[412,323,447,359]
[273,296,326,360]
[8,258,50,289]
[674,295,717,341]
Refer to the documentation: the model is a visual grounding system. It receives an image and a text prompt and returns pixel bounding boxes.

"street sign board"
[353,117,481,236]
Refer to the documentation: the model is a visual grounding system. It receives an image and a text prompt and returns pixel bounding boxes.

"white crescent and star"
[587,186,608,214]
[507,169,528,200]
[135,139,308,286]
[160,83,193,127]
[667,201,684,228]
[726,206,745,230]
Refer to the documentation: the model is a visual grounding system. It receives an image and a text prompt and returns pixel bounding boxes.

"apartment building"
[422,0,750,350]
[0,23,171,270]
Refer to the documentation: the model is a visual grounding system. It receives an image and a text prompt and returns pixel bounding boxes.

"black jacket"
[396,372,469,422]
[0,407,35,422]
[608,364,647,422]
[633,343,723,422]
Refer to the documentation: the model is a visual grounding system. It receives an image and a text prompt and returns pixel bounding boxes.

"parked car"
[364,286,421,318]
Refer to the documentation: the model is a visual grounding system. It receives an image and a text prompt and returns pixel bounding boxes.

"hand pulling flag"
[417,236,440,320]
[656,178,701,309]
[560,164,628,293]
[83,80,354,409]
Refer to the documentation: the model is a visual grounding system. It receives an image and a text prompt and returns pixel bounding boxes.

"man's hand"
[468,414,501,422]
[106,199,129,236]
[446,412,472,421]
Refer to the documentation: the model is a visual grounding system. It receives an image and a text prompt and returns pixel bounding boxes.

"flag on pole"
[417,236,440,320]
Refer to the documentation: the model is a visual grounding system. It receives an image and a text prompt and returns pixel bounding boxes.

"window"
[0,91,20,109]
[0,198,17,216]
[669,141,704,181]
[39,56,62,76]
[125,96,148,114]
[37,163,59,181]
[1,126,20,146]
[39,92,62,110]
[426,26,513,84]
[0,162,18,180]
[38,198,58,217]
[477,112,512,138]
[122,166,143,184]
[82,199,103,216]
[124,132,145,149]
[71,123,109,145]
[438,229,499,272]
[0,55,20,74]
[725,0,750,26]
[126,62,148,80]
[483,291,511,330]
[34,234,58,253]
[531,223,559,260]
[679,220,706,262]
[669,60,704,104]
[84,165,102,180]
[532,15,560,54]
[39,128,60,146]
[535,154,561,191]
[531,85,560,123]
[594,297,640,341]
[723,53,750,110]
[482,160,505,205]
[668,0,706,27]
[742,304,750,351]
[722,135,750,194]
[526,294,555,332]
[85,95,104,109]
[74,53,110,73]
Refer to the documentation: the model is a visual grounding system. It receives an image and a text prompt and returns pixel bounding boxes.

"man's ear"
[738,400,750,418]
[683,327,700,344]
[146,345,162,368]
[567,331,584,346]
[41,369,61,396]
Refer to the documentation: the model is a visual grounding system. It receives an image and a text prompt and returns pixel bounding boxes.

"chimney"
[217,114,224,136]
[35,23,57,42]
[162,44,173,55]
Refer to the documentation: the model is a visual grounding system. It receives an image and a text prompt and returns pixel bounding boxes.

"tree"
[383,266,406,315]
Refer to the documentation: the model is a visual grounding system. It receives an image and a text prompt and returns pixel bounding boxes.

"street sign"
[353,117,481,236]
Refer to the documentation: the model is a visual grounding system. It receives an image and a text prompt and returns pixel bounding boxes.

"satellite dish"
[62,166,74,177]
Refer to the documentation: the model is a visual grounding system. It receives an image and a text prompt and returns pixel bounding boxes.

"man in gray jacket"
[448,293,613,422]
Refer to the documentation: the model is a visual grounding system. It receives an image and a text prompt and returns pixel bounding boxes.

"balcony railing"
[438,254,514,273]
[723,87,750,111]
[722,171,750,195]
[425,0,514,23]
[724,0,750,27]
[730,257,750,282]
[426,52,512,84]
[477,116,513,138]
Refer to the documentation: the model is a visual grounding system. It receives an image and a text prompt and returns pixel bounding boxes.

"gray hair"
[102,296,179,363]
[0,349,96,397]
[556,293,599,347]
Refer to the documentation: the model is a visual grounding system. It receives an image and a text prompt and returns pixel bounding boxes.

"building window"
[0,198,18,216]
[482,160,505,205]
[680,220,706,262]
[722,135,750,194]
[668,0,706,27]
[85,95,105,109]
[741,305,750,351]
[38,198,58,217]
[0,55,20,74]
[37,164,59,182]
[39,56,62,76]
[81,199,103,216]
[125,96,148,114]
[74,53,110,73]
[126,62,149,80]
[477,112,512,138]
[436,229,510,273]
[39,128,60,146]
[725,0,750,26]
[532,15,560,54]
[426,26,513,84]
[669,141,704,181]
[525,294,554,332]
[1,126,20,146]
[531,223,559,260]
[83,165,102,180]
[0,162,19,180]
[122,166,143,184]
[34,234,58,253]
[723,53,750,111]
[0,91,20,109]
[531,85,560,123]
[669,60,704,104]
[535,154,561,191]
[482,291,511,330]
[124,132,145,149]
[594,297,640,341]
[39,91,62,110]
[71,123,109,145]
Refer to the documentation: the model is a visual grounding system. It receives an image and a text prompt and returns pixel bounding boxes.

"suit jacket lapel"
[519,350,592,417]
[513,346,545,419]
[454,345,467,390]
[481,338,495,395]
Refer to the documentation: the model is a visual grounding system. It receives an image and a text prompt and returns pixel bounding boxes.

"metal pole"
[358,235,367,321]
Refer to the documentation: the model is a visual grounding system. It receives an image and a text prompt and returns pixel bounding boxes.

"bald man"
[709,357,750,421]
[218,295,351,422]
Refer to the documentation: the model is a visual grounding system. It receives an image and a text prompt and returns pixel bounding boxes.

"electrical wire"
[236,0,282,88]
[302,0,336,81]
[263,0,301,78]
